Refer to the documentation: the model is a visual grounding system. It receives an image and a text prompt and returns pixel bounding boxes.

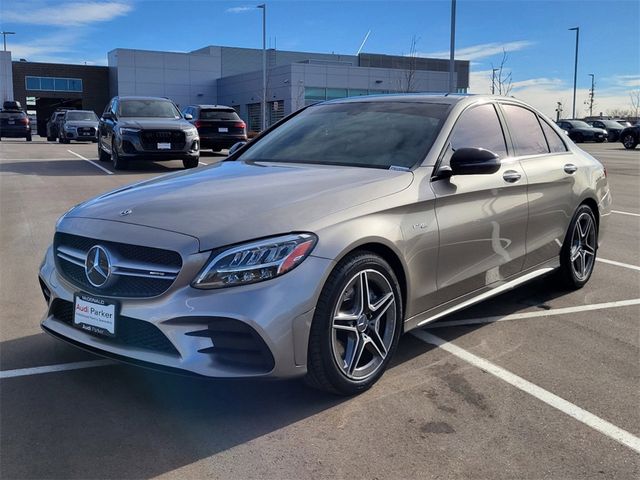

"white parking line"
[67,149,114,175]
[0,359,114,379]
[199,161,208,166]
[597,258,640,272]
[412,330,640,454]
[612,210,640,217]
[425,298,640,329]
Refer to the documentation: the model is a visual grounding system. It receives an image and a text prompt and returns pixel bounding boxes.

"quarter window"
[450,104,508,157]
[502,104,549,156]
[539,118,568,153]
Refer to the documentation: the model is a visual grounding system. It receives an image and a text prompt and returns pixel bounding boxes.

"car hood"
[574,126,606,134]
[66,161,413,251]
[65,121,98,128]
[118,117,192,129]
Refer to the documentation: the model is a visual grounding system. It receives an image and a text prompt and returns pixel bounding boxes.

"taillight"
[235,121,246,129]
[20,117,29,125]
[194,120,202,128]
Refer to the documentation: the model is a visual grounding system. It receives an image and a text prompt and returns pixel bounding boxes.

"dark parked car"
[46,111,67,141]
[0,106,31,141]
[556,120,607,143]
[620,124,639,149]
[182,104,247,152]
[98,96,200,170]
[58,110,99,143]
[587,119,624,142]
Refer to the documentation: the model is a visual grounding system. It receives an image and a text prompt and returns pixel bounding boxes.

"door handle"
[564,163,578,174]
[502,170,521,183]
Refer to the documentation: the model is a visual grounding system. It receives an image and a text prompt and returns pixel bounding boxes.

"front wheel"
[622,133,638,150]
[306,252,403,395]
[98,142,110,162]
[111,140,127,170]
[183,157,199,169]
[555,205,598,290]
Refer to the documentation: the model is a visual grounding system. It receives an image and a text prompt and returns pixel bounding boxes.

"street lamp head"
[569,27,579,31]
[257,4,265,8]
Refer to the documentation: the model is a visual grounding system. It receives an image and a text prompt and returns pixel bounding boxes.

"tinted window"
[200,109,240,120]
[540,119,567,153]
[240,102,450,169]
[502,104,548,156]
[119,99,180,118]
[569,120,592,129]
[66,111,98,121]
[450,104,507,157]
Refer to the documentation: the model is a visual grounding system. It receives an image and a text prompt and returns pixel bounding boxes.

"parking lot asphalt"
[1,137,638,479]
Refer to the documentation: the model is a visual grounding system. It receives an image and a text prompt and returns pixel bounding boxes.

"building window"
[25,76,83,92]
[304,87,326,104]
[326,88,347,100]
[269,100,284,125]
[247,103,261,132]
[348,89,368,97]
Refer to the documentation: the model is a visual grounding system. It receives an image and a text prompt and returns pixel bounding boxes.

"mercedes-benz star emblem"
[85,245,112,288]
[120,209,133,216]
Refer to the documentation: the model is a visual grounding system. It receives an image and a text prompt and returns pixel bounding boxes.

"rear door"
[429,102,529,307]
[499,103,576,269]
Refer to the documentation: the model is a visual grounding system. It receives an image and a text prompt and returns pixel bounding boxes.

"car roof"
[65,110,96,114]
[117,96,175,102]
[189,104,236,110]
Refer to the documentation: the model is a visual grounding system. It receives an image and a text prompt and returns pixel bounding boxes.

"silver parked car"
[58,110,99,143]
[39,95,611,395]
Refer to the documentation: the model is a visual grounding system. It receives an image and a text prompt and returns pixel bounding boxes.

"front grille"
[49,299,179,356]
[77,127,96,135]
[54,232,182,298]
[186,318,275,373]
[140,130,186,150]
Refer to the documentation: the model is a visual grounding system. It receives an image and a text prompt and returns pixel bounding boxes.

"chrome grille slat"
[54,232,183,298]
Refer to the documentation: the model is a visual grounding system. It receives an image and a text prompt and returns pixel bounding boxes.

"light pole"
[569,27,579,118]
[448,0,456,93]
[491,68,499,94]
[257,4,266,131]
[1,31,16,52]
[587,73,595,117]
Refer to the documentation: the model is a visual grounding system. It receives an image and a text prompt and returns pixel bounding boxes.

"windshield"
[200,109,239,120]
[239,101,450,169]
[570,120,592,128]
[119,99,180,118]
[66,111,98,121]
[600,120,622,128]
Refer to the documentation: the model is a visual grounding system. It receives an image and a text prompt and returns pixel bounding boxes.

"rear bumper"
[199,135,247,149]
[0,126,30,137]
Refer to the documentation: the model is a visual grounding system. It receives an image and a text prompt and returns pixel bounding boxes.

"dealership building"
[1,45,469,135]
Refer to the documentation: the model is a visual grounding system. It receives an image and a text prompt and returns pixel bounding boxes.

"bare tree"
[491,49,512,96]
[395,35,420,93]
[606,108,632,118]
[630,90,640,119]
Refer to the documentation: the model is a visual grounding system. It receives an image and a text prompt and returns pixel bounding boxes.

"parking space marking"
[412,330,640,454]
[597,258,640,272]
[0,359,114,379]
[199,161,208,165]
[612,210,640,217]
[67,149,114,175]
[425,298,640,329]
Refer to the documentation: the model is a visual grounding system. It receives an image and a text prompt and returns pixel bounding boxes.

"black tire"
[596,137,605,143]
[111,140,127,170]
[26,133,32,142]
[555,205,598,290]
[212,148,222,153]
[622,133,638,150]
[305,251,403,395]
[183,157,199,169]
[47,136,55,142]
[573,133,584,143]
[98,142,110,162]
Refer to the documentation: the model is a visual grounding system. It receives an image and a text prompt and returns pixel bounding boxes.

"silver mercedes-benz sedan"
[39,94,611,395]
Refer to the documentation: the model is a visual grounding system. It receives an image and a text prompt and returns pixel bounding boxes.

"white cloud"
[6,31,106,64]
[226,6,255,14]
[421,40,534,61]
[606,75,640,88]
[3,2,132,26]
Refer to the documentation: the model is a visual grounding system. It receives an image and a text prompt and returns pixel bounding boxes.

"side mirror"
[184,113,193,120]
[228,141,247,155]
[449,148,501,175]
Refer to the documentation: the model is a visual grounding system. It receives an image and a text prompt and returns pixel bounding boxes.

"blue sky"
[1,0,639,117]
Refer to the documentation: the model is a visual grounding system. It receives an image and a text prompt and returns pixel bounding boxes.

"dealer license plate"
[73,294,117,337]
[157,142,171,149]
[218,127,228,133]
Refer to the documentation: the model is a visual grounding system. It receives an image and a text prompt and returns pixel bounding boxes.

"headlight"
[184,127,198,137]
[64,125,76,130]
[119,127,140,135]
[192,233,317,289]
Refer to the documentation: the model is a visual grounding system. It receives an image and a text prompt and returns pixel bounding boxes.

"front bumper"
[118,131,199,161]
[39,220,333,378]
[64,128,98,141]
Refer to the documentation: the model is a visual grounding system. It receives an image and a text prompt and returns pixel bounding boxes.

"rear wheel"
[47,135,55,141]
[26,132,32,142]
[555,205,597,290]
[111,140,127,170]
[306,252,403,395]
[622,133,638,150]
[182,157,199,169]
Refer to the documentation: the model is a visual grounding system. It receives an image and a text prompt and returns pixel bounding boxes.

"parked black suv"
[620,124,639,150]
[556,120,607,143]
[182,105,247,152]
[0,103,31,141]
[587,119,624,142]
[98,96,200,170]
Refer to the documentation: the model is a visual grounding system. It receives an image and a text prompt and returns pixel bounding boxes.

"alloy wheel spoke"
[577,251,586,277]
[333,312,359,332]
[346,334,365,375]
[570,247,581,262]
[370,291,394,313]
[366,330,388,360]
[358,271,372,313]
